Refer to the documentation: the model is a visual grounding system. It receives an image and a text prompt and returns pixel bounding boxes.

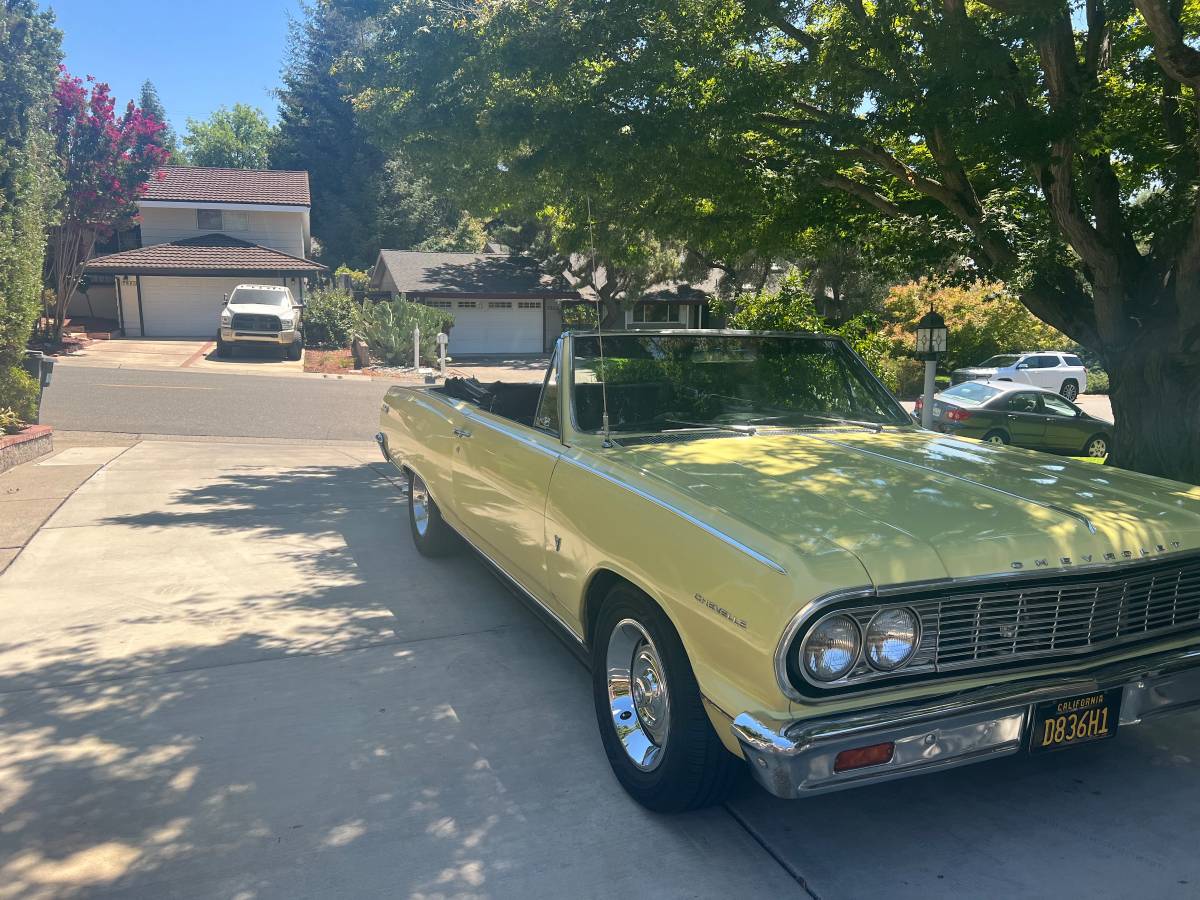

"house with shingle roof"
[82,166,324,337]
[369,250,580,354]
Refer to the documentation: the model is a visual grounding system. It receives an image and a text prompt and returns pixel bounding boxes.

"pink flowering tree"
[47,71,167,341]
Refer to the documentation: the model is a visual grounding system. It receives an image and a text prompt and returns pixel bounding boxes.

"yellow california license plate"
[1030,689,1122,753]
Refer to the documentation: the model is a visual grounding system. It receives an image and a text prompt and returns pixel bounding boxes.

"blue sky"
[45,0,303,134]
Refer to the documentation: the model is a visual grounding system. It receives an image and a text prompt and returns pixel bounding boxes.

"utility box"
[21,350,55,424]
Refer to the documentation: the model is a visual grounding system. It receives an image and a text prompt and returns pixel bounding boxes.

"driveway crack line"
[722,801,822,899]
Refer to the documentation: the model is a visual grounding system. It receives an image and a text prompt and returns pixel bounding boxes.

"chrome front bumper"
[732,645,1200,799]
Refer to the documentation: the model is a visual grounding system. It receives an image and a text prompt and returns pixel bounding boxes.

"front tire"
[591,583,739,812]
[406,471,458,557]
[215,336,231,358]
[1060,379,1079,401]
[286,339,303,361]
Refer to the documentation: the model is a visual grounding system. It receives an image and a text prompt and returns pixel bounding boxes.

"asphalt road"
[41,365,395,441]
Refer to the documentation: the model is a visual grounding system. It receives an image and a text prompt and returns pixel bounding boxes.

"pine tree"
[138,80,183,163]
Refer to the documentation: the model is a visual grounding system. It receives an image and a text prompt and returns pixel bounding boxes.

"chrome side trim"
[736,643,1200,798]
[445,515,586,650]
[460,408,564,460]
[400,460,586,656]
[374,431,390,463]
[558,455,788,575]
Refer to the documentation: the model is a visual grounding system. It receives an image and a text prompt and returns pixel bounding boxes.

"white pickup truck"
[217,284,304,360]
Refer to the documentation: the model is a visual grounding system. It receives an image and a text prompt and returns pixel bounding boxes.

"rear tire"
[982,430,1010,446]
[1060,379,1079,401]
[1083,434,1110,458]
[406,471,459,557]
[591,583,740,812]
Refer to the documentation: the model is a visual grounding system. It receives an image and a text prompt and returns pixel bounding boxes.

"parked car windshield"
[979,354,1020,367]
[571,333,911,433]
[230,289,290,306]
[941,382,1003,405]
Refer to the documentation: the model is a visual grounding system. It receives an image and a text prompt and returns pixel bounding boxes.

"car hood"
[615,429,1200,586]
[226,303,292,317]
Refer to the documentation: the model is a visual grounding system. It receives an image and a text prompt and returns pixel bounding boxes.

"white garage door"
[443,299,543,354]
[138,276,251,337]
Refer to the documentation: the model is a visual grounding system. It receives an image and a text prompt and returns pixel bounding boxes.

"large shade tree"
[338,0,1200,482]
[183,104,276,169]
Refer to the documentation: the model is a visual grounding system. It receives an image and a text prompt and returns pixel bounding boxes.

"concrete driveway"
[58,338,306,376]
[0,439,795,899]
[1,438,1196,898]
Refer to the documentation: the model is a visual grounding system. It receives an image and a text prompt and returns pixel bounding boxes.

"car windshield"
[230,289,290,307]
[979,354,1020,367]
[571,333,911,433]
[941,382,1002,405]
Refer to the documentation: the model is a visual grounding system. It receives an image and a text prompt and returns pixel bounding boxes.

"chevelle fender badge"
[1012,541,1183,571]
[694,594,747,629]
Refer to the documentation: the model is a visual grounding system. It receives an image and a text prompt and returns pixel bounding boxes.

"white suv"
[217,284,304,361]
[950,351,1088,400]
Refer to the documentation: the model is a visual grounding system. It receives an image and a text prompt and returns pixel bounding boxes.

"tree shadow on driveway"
[0,459,790,899]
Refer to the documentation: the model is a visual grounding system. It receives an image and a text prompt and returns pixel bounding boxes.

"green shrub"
[303,288,358,348]
[353,297,455,366]
[0,406,23,434]
[1087,368,1109,394]
[0,365,37,424]
[333,265,370,290]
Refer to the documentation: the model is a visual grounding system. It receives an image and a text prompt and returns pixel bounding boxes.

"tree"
[338,0,1200,482]
[0,0,62,421]
[183,104,275,169]
[47,72,166,342]
[138,79,183,163]
[273,2,383,267]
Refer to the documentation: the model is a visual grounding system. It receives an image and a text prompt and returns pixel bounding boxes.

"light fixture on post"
[914,308,948,429]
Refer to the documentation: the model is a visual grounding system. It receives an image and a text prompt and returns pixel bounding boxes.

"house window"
[225,211,249,231]
[488,301,513,309]
[632,302,681,323]
[457,301,477,309]
[197,209,223,231]
[424,300,452,309]
[517,301,541,310]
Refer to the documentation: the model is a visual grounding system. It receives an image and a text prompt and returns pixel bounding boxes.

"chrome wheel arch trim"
[558,455,788,576]
[410,473,431,536]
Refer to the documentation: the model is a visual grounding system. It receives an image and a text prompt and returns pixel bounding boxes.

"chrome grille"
[919,558,1200,670]
[796,554,1200,692]
[231,313,281,332]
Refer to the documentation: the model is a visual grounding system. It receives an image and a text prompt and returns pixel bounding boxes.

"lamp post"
[914,309,948,429]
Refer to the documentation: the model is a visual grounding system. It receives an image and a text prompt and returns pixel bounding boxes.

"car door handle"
[453,427,472,439]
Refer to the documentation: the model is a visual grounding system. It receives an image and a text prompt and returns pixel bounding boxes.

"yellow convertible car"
[376,330,1200,811]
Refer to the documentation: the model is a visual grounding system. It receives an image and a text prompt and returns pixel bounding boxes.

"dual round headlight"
[800,607,920,683]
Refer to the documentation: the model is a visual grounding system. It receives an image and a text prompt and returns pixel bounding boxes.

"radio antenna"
[587,195,613,448]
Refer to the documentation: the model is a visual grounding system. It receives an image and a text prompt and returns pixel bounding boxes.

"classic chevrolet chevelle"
[376,330,1200,812]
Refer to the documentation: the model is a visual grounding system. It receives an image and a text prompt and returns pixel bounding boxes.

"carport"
[85,234,324,338]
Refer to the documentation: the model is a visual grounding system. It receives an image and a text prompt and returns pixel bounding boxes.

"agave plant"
[351,296,454,367]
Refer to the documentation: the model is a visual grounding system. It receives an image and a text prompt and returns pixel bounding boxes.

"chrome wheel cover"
[1063,384,1078,400]
[1088,438,1108,458]
[410,474,431,536]
[987,434,1006,445]
[606,618,670,771]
